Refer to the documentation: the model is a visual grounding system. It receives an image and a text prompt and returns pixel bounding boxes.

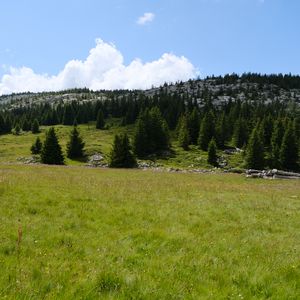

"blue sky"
[0,0,299,93]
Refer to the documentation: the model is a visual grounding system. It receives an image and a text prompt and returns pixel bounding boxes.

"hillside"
[1,74,300,109]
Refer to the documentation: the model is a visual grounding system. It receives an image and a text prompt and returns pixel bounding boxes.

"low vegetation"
[0,164,299,299]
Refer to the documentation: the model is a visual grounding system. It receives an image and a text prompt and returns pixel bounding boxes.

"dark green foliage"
[31,119,40,134]
[280,121,299,170]
[0,114,5,135]
[198,111,215,151]
[271,119,285,168]
[232,118,248,148]
[66,126,85,159]
[207,138,218,166]
[41,127,64,165]
[133,108,170,157]
[245,126,265,169]
[215,112,227,149]
[187,108,200,144]
[178,115,190,150]
[62,105,76,125]
[109,133,137,168]
[13,123,21,135]
[31,137,42,154]
[96,109,105,129]
[260,115,273,147]
[22,118,31,131]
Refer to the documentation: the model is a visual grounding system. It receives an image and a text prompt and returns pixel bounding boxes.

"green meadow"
[0,164,299,299]
[0,122,243,170]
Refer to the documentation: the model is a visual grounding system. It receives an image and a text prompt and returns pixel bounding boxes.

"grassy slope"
[0,164,299,299]
[0,122,244,169]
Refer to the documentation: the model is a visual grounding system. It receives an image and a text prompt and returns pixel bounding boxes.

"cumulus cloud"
[0,39,197,95]
[137,12,155,25]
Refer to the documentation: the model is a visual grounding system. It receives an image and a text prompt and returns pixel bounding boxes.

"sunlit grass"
[0,164,299,299]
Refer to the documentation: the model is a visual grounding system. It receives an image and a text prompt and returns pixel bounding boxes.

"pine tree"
[0,114,5,135]
[133,108,169,157]
[96,109,105,129]
[66,126,85,159]
[41,127,64,165]
[245,126,265,170]
[198,111,215,151]
[62,105,75,125]
[109,133,137,168]
[187,108,200,144]
[271,119,284,168]
[22,118,31,131]
[215,112,227,149]
[280,121,299,171]
[178,116,190,150]
[31,119,40,134]
[232,118,248,148]
[31,137,42,154]
[14,123,21,135]
[207,138,218,166]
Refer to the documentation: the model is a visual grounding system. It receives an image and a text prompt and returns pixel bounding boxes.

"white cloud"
[137,12,155,25]
[0,39,198,95]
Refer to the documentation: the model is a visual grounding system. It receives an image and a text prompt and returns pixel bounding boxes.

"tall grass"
[0,164,299,299]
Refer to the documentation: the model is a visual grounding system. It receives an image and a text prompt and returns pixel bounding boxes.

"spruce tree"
[31,119,40,134]
[187,108,200,144]
[31,137,42,154]
[66,126,85,159]
[245,126,265,170]
[133,108,169,157]
[0,114,5,135]
[178,116,190,150]
[62,105,75,125]
[232,118,248,148]
[109,133,137,168]
[14,123,21,135]
[207,138,218,166]
[96,109,105,129]
[280,121,299,171]
[198,110,215,151]
[22,118,31,131]
[133,115,148,157]
[41,127,64,165]
[271,119,284,168]
[215,112,228,149]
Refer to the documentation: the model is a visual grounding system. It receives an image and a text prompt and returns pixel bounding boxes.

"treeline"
[1,74,299,171]
[207,73,300,90]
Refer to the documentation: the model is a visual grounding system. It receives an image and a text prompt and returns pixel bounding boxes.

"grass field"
[0,164,299,299]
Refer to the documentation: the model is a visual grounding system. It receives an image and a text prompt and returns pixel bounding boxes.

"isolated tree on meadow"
[109,133,137,168]
[31,119,40,134]
[96,109,105,129]
[14,123,21,135]
[207,138,218,166]
[66,126,85,159]
[31,137,43,154]
[41,127,64,165]
[245,126,265,170]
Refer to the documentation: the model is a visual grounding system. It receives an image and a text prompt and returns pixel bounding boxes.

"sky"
[0,0,299,94]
